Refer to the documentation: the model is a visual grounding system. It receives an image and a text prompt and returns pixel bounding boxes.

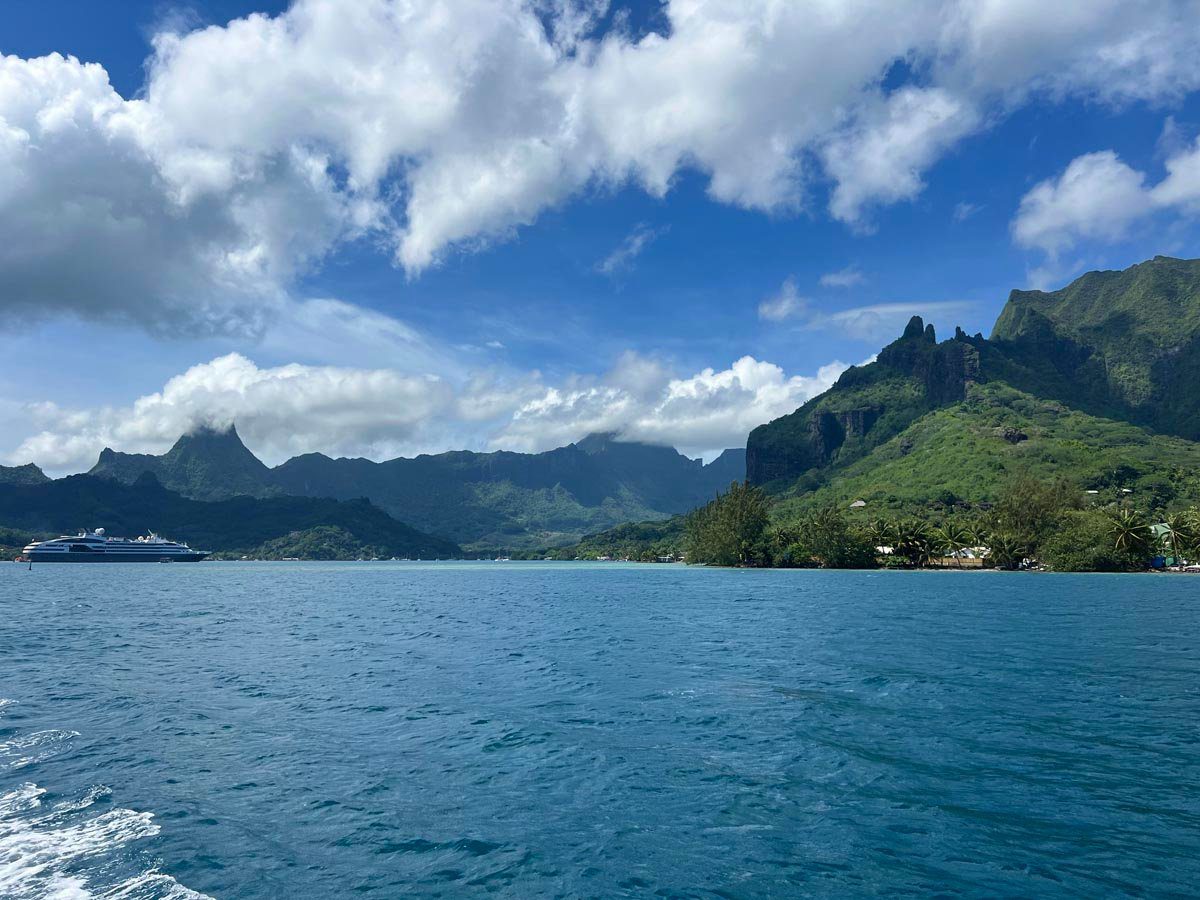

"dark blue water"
[2,563,1198,898]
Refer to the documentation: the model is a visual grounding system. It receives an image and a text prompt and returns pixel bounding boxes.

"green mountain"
[0,463,50,486]
[988,255,1200,439]
[774,381,1200,514]
[749,255,1200,517]
[747,315,982,489]
[91,424,277,501]
[0,472,461,558]
[89,429,745,550]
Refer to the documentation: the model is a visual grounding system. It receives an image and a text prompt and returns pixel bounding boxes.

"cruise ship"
[22,529,210,563]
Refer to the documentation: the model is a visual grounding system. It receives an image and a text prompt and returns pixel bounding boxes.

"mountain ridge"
[28,254,1200,549]
[748,254,1200,515]
[87,428,745,550]
[0,463,50,486]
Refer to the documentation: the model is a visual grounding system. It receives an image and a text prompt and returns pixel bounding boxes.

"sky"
[3,0,1200,474]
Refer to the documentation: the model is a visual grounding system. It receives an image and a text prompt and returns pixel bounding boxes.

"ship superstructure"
[22,529,210,562]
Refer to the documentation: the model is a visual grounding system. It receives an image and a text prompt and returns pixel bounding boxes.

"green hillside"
[535,516,688,561]
[771,382,1200,522]
[990,255,1200,438]
[748,255,1200,525]
[746,317,980,489]
[270,434,745,550]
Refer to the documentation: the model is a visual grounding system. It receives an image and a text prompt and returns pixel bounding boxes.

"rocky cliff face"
[872,317,981,403]
[746,317,981,487]
[988,256,1200,440]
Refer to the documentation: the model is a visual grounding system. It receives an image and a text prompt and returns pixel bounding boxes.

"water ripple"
[2,563,1199,897]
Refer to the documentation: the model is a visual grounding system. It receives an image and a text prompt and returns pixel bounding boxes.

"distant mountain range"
[84,429,744,550]
[0,471,461,559]
[747,255,1200,517]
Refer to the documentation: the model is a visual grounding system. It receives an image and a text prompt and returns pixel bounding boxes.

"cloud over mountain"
[493,352,849,457]
[7,351,847,472]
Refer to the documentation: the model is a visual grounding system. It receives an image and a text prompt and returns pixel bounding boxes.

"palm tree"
[864,517,890,547]
[935,521,971,567]
[1106,508,1152,560]
[1182,508,1200,561]
[985,532,1027,570]
[965,521,990,550]
[894,519,934,567]
[1160,512,1192,564]
[1167,509,1200,563]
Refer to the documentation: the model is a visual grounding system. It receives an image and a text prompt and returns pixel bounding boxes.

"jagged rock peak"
[902,315,925,339]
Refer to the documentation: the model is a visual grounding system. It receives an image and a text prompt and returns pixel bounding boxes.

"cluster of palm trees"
[862,506,1200,569]
[685,478,1200,570]
[863,518,1001,567]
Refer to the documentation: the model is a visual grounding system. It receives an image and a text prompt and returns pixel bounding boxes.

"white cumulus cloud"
[494,353,849,457]
[1012,151,1153,255]
[824,87,981,228]
[1012,138,1200,274]
[11,354,458,471]
[3,0,1200,333]
[7,350,849,473]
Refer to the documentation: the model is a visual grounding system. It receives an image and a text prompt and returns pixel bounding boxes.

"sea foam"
[0,707,211,900]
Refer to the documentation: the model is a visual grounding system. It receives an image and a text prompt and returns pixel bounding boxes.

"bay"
[2,562,1198,897]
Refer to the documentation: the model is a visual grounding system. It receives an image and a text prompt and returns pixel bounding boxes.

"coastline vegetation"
[624,475,1200,572]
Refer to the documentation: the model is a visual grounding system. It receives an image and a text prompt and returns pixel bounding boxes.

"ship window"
[69,543,99,552]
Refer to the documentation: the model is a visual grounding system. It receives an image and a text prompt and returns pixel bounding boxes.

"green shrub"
[684,482,771,566]
[1040,511,1147,572]
[773,506,877,568]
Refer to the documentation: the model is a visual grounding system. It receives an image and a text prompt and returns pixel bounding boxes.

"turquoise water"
[2,562,1198,898]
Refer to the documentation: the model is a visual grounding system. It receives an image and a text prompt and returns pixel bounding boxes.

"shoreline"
[10,556,1199,574]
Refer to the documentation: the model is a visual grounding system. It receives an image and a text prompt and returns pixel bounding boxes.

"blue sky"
[3,1,1200,471]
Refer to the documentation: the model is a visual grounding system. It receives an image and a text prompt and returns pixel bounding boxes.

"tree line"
[683,475,1200,571]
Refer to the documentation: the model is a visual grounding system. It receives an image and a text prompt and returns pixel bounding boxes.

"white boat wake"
[0,700,211,900]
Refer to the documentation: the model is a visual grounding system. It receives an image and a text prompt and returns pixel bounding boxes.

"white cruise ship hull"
[22,531,210,563]
[24,549,209,563]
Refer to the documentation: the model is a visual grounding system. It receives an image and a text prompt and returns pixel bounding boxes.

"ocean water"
[1,562,1198,898]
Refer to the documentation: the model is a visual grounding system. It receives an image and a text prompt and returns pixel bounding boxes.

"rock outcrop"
[746,316,982,487]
